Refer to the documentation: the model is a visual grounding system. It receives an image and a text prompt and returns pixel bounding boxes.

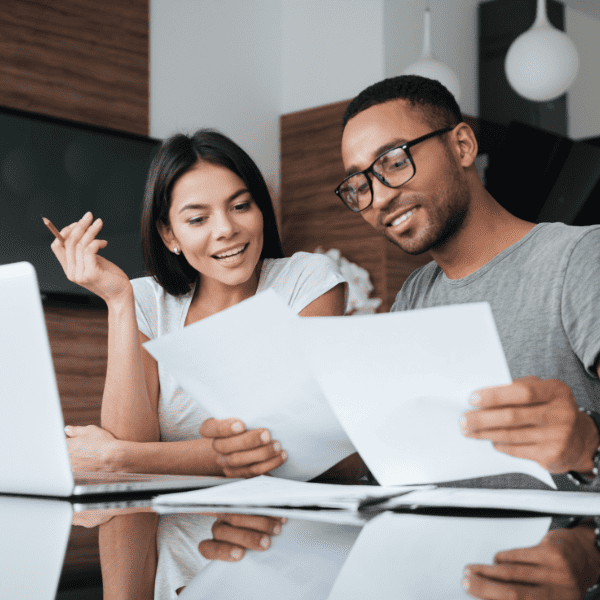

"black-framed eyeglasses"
[335,126,454,212]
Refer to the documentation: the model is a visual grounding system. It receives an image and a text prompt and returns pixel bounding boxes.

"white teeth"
[214,245,246,259]
[390,209,415,227]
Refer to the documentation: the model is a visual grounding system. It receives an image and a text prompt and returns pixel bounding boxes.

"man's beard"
[385,168,471,256]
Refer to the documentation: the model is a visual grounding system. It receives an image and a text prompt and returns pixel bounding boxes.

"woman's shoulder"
[130,275,163,302]
[262,251,340,278]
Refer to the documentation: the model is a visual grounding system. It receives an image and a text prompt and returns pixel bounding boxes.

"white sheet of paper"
[144,291,355,481]
[380,486,600,515]
[295,303,555,488]
[152,475,431,511]
[179,518,362,600]
[327,512,551,600]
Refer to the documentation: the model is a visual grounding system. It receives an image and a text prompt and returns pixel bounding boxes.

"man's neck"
[431,192,536,280]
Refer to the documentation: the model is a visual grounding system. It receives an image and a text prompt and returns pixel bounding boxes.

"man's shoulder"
[390,259,439,312]
[531,222,600,247]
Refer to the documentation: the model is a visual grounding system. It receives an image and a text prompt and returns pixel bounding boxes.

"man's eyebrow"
[345,139,408,177]
[178,188,249,214]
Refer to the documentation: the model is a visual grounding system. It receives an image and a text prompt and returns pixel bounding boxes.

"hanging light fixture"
[401,6,461,102]
[504,0,579,102]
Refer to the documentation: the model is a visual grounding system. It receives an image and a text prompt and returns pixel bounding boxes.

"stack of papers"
[153,475,600,516]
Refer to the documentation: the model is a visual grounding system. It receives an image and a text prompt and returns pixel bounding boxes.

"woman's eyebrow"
[178,189,250,214]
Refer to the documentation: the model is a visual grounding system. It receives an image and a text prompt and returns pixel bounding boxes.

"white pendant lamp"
[401,7,461,102]
[504,0,579,102]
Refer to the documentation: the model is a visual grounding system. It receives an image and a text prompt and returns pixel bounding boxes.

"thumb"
[64,425,85,437]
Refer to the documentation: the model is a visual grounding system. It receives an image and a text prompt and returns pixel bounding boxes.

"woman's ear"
[452,123,478,168]
[156,221,176,253]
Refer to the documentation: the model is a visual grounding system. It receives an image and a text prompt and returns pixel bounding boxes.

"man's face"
[340,100,470,255]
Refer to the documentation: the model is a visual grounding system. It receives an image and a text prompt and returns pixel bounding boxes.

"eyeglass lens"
[339,147,415,211]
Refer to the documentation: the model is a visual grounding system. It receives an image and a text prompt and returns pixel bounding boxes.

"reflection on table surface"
[3,494,600,600]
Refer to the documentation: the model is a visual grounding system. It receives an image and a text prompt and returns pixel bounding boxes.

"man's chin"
[385,231,432,256]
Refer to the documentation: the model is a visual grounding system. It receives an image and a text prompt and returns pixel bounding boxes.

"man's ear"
[451,123,478,168]
[156,220,176,252]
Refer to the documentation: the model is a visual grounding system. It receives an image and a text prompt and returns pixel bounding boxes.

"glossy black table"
[4,492,600,600]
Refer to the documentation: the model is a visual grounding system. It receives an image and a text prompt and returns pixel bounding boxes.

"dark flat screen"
[0,106,161,301]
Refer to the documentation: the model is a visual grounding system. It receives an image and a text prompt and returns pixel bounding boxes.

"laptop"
[0,261,238,497]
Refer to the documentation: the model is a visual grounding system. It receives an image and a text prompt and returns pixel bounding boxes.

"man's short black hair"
[343,75,463,131]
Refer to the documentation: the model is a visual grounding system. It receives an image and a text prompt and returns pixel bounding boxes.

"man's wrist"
[567,409,600,486]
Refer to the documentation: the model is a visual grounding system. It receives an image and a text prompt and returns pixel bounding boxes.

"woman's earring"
[173,247,180,255]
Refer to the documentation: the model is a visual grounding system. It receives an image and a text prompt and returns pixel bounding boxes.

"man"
[337,74,600,490]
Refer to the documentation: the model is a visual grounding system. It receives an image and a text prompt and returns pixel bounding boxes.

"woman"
[51,129,347,478]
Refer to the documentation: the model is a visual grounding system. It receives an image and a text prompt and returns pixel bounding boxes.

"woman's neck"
[184,262,263,325]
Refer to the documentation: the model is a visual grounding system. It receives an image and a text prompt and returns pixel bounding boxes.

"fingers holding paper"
[198,513,286,562]
[199,418,288,478]
[461,376,599,474]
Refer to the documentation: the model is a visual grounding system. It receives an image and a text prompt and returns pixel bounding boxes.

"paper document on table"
[295,303,555,488]
[180,518,362,600]
[144,291,355,481]
[370,486,600,516]
[153,475,431,511]
[327,512,551,599]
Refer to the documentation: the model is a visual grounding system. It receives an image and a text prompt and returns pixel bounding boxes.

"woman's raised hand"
[199,418,288,478]
[50,212,132,304]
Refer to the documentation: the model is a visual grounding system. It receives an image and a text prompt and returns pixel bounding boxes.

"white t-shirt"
[131,251,345,441]
[131,252,345,599]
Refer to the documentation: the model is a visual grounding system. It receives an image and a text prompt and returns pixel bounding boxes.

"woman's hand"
[50,211,132,304]
[65,424,121,472]
[199,418,287,478]
[198,513,286,562]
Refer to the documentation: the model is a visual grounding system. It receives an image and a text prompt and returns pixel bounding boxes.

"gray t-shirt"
[391,222,600,489]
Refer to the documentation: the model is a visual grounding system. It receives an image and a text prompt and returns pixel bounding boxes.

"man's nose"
[370,175,398,210]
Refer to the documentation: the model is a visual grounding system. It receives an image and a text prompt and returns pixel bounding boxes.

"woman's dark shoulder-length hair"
[140,129,284,296]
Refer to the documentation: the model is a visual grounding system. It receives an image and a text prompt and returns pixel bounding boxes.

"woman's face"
[161,161,264,289]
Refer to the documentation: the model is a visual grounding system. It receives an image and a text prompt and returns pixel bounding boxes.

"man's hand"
[461,376,599,474]
[199,418,287,478]
[463,525,600,599]
[198,513,286,562]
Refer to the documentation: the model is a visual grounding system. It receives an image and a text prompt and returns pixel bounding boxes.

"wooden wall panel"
[0,0,149,426]
[44,307,108,426]
[280,100,431,313]
[0,0,149,135]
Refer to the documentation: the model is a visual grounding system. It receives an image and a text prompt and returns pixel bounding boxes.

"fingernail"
[281,451,288,461]
[272,523,281,535]
[64,426,71,435]
[260,535,270,550]
[231,421,244,434]
[464,568,472,577]
[230,548,243,560]
[462,577,470,591]
[459,415,467,431]
[469,393,481,406]
[260,431,271,444]
[280,517,288,524]
[273,441,281,452]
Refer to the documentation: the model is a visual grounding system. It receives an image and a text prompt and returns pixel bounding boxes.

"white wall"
[150,0,282,197]
[280,0,385,115]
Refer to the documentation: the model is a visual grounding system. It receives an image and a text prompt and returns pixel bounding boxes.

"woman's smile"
[161,161,264,290]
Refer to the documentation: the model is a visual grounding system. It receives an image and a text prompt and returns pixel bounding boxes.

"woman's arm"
[101,299,160,442]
